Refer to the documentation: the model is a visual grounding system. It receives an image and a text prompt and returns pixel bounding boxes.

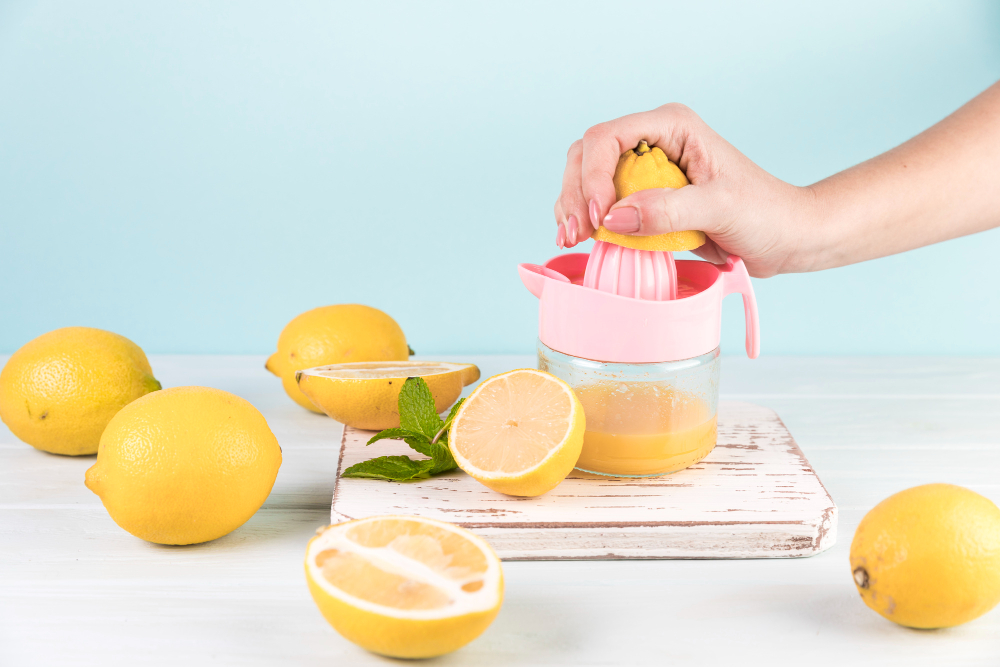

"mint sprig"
[341,377,465,482]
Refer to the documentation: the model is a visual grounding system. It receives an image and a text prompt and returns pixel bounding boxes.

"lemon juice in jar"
[538,343,719,477]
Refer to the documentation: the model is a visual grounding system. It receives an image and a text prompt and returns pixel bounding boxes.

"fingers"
[553,140,592,248]
[558,104,716,250]
[606,184,728,238]
[579,122,624,228]
[580,104,705,224]
[689,238,731,265]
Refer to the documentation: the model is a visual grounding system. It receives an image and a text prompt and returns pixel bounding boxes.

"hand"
[555,82,1000,277]
[553,104,814,278]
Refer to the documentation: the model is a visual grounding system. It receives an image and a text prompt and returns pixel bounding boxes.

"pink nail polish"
[588,200,601,230]
[603,207,640,233]
[568,216,578,245]
[556,225,566,248]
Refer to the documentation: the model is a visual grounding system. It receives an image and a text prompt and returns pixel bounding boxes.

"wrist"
[783,183,837,273]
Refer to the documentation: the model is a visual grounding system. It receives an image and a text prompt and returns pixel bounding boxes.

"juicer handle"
[721,256,760,359]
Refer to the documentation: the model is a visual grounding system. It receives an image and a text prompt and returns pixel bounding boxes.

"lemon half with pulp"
[449,369,584,497]
[305,515,503,658]
[296,361,480,430]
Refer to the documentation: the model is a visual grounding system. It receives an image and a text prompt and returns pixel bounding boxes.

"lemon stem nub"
[853,567,869,589]
[635,140,651,155]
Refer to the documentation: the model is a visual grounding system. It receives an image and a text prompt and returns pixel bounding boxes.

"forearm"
[797,81,1000,273]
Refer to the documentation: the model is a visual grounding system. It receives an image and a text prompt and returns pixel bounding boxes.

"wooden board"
[331,401,837,559]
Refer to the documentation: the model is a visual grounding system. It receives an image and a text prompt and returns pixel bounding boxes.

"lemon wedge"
[449,369,584,497]
[305,515,503,658]
[296,361,480,430]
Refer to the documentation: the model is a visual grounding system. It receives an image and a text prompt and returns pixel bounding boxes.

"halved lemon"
[305,515,503,659]
[296,361,480,430]
[593,226,706,252]
[449,369,585,497]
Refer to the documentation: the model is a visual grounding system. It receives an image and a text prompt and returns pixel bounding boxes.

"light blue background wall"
[2,1,999,356]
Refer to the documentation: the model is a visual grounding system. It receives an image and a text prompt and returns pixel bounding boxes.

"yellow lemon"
[85,386,282,545]
[305,515,503,659]
[850,483,1000,629]
[449,369,584,497]
[0,327,161,455]
[266,305,409,413]
[296,361,480,430]
[593,139,706,252]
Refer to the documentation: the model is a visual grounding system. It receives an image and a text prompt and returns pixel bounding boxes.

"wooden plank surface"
[1,355,999,666]
[333,402,837,559]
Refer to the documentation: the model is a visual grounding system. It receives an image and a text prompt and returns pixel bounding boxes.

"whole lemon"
[0,327,161,455]
[593,139,706,252]
[266,305,409,413]
[850,483,1000,629]
[85,386,282,545]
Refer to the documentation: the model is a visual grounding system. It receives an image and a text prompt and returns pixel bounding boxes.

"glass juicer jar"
[519,249,759,478]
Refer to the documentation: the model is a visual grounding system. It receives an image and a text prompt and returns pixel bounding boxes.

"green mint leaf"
[440,398,465,438]
[401,439,458,475]
[365,425,441,462]
[347,386,463,484]
[367,428,426,447]
[408,344,415,356]
[398,377,443,439]
[428,442,458,475]
[403,435,436,459]
[341,456,435,481]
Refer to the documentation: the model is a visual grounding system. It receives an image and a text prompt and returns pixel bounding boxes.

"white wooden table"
[2,355,998,666]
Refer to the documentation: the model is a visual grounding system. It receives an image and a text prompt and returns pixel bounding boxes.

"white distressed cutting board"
[330,401,837,559]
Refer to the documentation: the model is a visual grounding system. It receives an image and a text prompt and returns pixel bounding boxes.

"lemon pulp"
[449,369,585,496]
[305,515,503,659]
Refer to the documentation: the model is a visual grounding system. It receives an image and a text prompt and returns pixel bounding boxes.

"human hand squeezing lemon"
[555,82,1000,278]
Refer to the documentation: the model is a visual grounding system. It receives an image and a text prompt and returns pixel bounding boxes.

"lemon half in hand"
[594,139,706,252]
[305,515,503,659]
[449,369,584,497]
[296,361,480,430]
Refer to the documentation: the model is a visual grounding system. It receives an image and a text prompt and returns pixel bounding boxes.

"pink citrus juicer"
[582,240,679,300]
[518,243,759,477]
[519,250,759,363]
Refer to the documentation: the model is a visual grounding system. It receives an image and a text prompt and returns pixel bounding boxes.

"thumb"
[601,185,724,237]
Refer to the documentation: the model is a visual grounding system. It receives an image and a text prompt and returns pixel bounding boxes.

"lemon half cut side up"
[304,515,503,659]
[449,369,585,497]
[295,361,480,430]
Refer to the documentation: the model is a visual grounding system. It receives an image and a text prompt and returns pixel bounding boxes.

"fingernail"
[556,225,566,248]
[603,207,640,233]
[568,216,578,245]
[588,200,601,230]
